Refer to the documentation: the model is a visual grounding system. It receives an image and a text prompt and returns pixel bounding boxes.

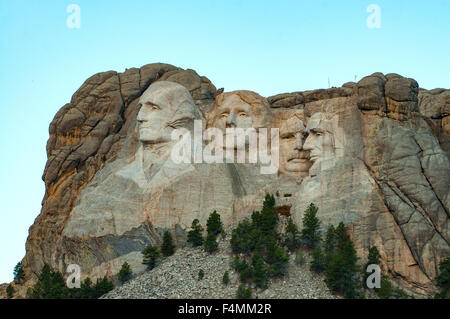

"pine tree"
[6,284,14,298]
[222,271,230,285]
[118,262,133,284]
[310,246,327,272]
[161,230,175,257]
[236,284,252,299]
[435,257,450,299]
[142,245,160,270]
[93,276,114,298]
[187,219,204,247]
[259,194,278,236]
[300,203,322,248]
[283,218,301,252]
[265,241,289,277]
[252,251,268,289]
[13,261,25,283]
[79,277,95,299]
[198,269,205,280]
[204,232,218,253]
[323,224,337,266]
[325,223,360,298]
[206,211,223,236]
[28,264,69,299]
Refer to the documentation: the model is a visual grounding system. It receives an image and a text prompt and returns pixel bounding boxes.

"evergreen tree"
[28,264,69,299]
[252,251,268,289]
[187,219,204,247]
[323,224,337,266]
[13,261,25,282]
[206,211,223,236]
[283,218,301,252]
[198,269,205,280]
[93,276,114,298]
[265,241,289,277]
[161,230,175,257]
[204,232,219,253]
[79,277,95,299]
[435,257,450,299]
[238,259,253,283]
[236,284,252,299]
[310,246,327,273]
[230,219,254,254]
[6,284,14,298]
[300,203,321,248]
[325,223,360,298]
[377,276,393,299]
[259,194,278,236]
[118,262,133,284]
[142,245,160,270]
[222,271,230,285]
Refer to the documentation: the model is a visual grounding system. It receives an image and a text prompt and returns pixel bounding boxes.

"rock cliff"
[19,64,449,297]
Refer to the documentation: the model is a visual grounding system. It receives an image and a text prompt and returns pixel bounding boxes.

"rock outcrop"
[18,65,449,297]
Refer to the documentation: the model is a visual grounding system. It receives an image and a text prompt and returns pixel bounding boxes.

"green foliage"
[222,271,230,285]
[231,219,256,254]
[198,269,204,281]
[300,203,322,248]
[93,276,114,297]
[310,246,327,273]
[294,250,306,265]
[376,276,410,299]
[238,259,253,283]
[236,284,252,299]
[28,264,69,299]
[325,222,360,299]
[26,264,115,299]
[252,251,268,289]
[435,257,450,299]
[323,225,337,266]
[118,262,133,284]
[283,218,301,252]
[204,232,219,253]
[259,194,278,236]
[187,219,204,247]
[265,241,289,277]
[13,261,25,282]
[6,284,14,298]
[142,245,160,270]
[79,277,95,299]
[161,230,175,257]
[206,211,223,236]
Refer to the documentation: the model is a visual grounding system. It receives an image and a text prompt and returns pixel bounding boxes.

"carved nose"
[294,133,303,150]
[303,135,313,151]
[226,113,237,128]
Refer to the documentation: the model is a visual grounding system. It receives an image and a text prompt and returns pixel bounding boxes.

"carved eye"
[221,112,229,118]
[238,112,248,117]
[282,133,295,139]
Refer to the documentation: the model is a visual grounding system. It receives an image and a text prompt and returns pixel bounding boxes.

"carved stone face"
[303,112,334,163]
[137,81,199,144]
[279,116,311,177]
[209,91,272,150]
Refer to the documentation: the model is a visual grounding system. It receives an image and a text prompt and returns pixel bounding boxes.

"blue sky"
[0,0,449,283]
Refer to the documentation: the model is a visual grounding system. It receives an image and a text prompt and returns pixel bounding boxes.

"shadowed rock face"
[21,66,449,297]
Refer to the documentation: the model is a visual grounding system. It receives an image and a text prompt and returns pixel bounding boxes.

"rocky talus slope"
[102,236,339,299]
